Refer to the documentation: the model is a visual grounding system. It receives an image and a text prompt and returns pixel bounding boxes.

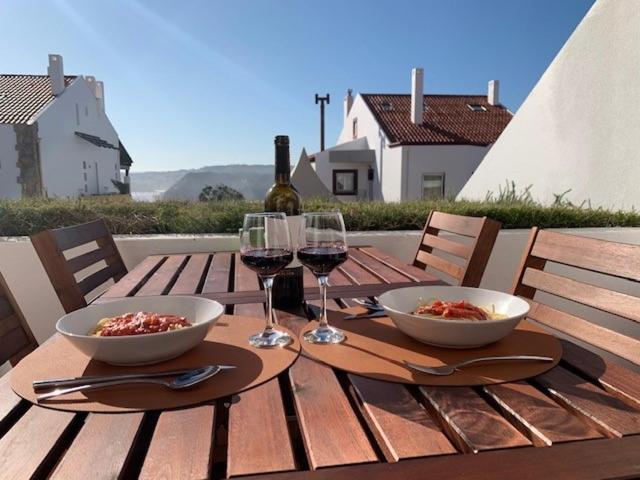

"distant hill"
[132,165,274,201]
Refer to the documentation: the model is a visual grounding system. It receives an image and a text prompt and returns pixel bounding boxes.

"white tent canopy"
[457,0,640,209]
[291,148,336,200]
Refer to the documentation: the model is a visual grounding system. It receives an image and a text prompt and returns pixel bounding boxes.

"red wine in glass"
[297,246,347,275]
[241,248,294,276]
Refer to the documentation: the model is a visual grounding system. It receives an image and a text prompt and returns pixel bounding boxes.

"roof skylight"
[467,104,486,112]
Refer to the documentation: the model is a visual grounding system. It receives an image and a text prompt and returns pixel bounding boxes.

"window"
[422,173,445,199]
[352,118,358,139]
[380,101,393,111]
[84,105,89,116]
[84,184,88,193]
[82,161,86,169]
[467,104,486,112]
[83,172,87,182]
[75,103,80,125]
[333,169,358,195]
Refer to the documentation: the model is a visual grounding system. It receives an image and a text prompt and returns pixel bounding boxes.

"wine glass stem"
[317,274,329,329]
[261,275,275,332]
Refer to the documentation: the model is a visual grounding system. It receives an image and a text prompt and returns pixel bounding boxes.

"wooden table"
[2,247,640,479]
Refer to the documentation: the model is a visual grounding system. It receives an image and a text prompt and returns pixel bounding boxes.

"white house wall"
[457,0,640,208]
[404,144,488,200]
[0,125,20,198]
[381,146,403,201]
[36,78,120,198]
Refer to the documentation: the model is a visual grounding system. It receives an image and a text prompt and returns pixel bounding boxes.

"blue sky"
[1,0,594,172]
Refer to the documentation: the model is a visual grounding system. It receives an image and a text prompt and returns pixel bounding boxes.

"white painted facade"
[313,78,496,202]
[0,55,124,199]
[37,78,121,197]
[0,125,21,198]
[458,0,640,208]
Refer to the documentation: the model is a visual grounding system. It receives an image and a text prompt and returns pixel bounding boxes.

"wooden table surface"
[2,246,640,479]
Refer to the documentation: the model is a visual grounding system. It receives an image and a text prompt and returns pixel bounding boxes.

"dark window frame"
[352,118,358,139]
[422,172,445,199]
[333,169,358,196]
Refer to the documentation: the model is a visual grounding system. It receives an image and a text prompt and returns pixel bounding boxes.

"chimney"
[411,68,424,124]
[95,80,105,114]
[488,80,499,105]
[344,88,354,122]
[47,54,65,96]
[84,75,96,95]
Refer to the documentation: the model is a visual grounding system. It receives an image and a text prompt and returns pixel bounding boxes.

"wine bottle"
[265,135,304,308]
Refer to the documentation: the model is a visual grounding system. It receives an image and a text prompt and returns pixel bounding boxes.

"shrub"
[0,196,639,236]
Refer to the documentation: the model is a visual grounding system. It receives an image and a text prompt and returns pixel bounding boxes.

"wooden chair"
[512,228,640,366]
[412,211,501,287]
[0,271,38,366]
[30,219,128,314]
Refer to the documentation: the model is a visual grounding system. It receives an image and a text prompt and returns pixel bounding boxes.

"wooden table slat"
[202,252,233,294]
[348,374,457,461]
[139,406,215,480]
[419,386,531,453]
[51,413,144,479]
[277,310,378,469]
[338,259,382,286]
[100,255,165,298]
[559,339,640,408]
[535,366,640,437]
[169,254,211,295]
[348,248,412,284]
[0,372,23,428]
[0,406,76,479]
[483,381,602,446]
[135,255,188,297]
[359,247,438,282]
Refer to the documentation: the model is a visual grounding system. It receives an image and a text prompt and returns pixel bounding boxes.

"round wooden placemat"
[11,315,300,413]
[300,314,561,386]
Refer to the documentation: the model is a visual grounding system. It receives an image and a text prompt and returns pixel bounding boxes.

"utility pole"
[315,93,330,151]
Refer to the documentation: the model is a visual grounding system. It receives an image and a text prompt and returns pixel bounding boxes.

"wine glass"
[297,212,348,344]
[240,213,293,348]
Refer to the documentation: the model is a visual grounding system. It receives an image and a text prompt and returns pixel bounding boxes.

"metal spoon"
[36,365,227,402]
[404,355,554,376]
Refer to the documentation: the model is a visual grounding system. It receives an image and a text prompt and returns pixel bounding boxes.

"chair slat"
[415,250,464,280]
[483,381,602,446]
[76,263,124,296]
[526,302,640,365]
[0,272,37,366]
[419,233,472,259]
[535,366,640,437]
[0,406,76,478]
[523,268,640,323]
[51,413,144,480]
[428,211,484,237]
[0,295,14,319]
[170,254,210,295]
[0,326,32,364]
[30,219,128,313]
[348,374,456,461]
[66,244,116,274]
[531,230,640,281]
[419,386,531,453]
[139,406,215,480]
[51,219,111,251]
[201,252,232,294]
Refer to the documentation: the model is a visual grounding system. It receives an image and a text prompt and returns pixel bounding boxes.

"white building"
[458,0,640,209]
[310,69,512,201]
[0,54,132,199]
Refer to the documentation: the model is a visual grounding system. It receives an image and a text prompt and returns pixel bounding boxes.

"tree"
[199,184,245,202]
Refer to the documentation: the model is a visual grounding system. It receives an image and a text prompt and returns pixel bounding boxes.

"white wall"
[0,125,20,198]
[36,78,120,198]
[404,144,488,200]
[458,0,640,208]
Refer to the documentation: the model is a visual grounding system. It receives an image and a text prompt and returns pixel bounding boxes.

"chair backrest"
[512,228,640,366]
[30,219,128,313]
[0,271,38,366]
[412,211,501,287]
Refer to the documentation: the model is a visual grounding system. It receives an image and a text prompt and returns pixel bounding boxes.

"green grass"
[1,196,639,236]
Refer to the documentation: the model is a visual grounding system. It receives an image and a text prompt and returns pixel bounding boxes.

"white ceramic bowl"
[56,296,225,365]
[378,286,530,348]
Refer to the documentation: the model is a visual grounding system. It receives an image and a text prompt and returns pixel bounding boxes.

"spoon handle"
[36,378,169,402]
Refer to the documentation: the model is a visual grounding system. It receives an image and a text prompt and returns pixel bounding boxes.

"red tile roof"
[361,94,512,146]
[0,74,77,124]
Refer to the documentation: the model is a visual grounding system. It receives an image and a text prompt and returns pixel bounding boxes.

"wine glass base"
[249,329,292,348]
[303,326,345,344]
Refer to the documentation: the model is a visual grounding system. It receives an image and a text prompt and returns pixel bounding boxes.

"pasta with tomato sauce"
[413,299,506,321]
